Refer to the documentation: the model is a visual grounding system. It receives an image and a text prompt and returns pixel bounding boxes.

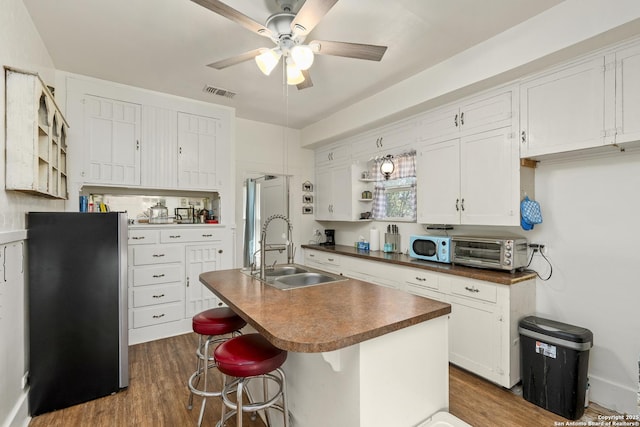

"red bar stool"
[187,307,247,426]
[214,333,289,427]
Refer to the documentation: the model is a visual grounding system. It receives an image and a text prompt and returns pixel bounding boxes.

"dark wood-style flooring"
[29,332,618,427]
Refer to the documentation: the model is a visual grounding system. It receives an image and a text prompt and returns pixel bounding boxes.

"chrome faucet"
[259,214,294,280]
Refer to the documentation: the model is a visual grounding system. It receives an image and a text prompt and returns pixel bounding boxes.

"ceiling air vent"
[203,85,236,99]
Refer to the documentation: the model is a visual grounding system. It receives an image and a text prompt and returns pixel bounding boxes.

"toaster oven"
[451,236,528,272]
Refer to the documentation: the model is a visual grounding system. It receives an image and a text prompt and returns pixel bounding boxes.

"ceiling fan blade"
[191,0,272,38]
[206,48,264,69]
[290,0,339,37]
[297,70,314,90]
[310,40,388,61]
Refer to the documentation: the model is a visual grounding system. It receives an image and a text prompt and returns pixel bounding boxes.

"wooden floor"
[29,332,618,427]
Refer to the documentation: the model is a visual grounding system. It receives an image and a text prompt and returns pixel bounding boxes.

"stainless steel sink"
[271,271,347,291]
[241,264,347,290]
[265,266,308,276]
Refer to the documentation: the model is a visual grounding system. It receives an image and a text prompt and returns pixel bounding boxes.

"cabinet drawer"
[128,229,158,245]
[132,303,183,328]
[131,245,183,265]
[402,268,439,291]
[131,264,182,286]
[132,283,183,308]
[160,228,220,243]
[305,250,341,266]
[450,278,497,303]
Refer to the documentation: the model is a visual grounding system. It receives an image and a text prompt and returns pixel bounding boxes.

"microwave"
[409,235,451,263]
[451,236,528,272]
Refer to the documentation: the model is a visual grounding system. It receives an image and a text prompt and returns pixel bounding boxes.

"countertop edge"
[301,244,537,285]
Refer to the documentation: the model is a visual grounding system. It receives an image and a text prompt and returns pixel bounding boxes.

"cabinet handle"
[454,114,458,127]
[202,234,213,237]
[152,313,165,319]
[179,146,183,154]
[309,254,316,258]
[132,236,145,240]
[152,253,165,258]
[460,112,464,126]
[136,140,140,150]
[328,258,334,262]
[521,130,526,144]
[461,198,465,211]
[152,294,165,298]
[415,276,426,281]
[152,273,165,278]
[169,235,181,239]
[455,198,460,211]
[464,286,480,293]
[218,249,223,254]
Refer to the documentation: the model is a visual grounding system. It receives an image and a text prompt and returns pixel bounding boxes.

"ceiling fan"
[191,0,388,89]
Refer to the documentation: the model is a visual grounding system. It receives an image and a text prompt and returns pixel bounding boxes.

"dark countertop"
[301,244,536,285]
[199,269,451,353]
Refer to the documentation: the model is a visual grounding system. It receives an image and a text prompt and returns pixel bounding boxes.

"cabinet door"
[460,127,519,226]
[330,164,354,221]
[615,43,640,144]
[417,105,461,145]
[459,89,513,136]
[185,244,223,317]
[315,166,333,220]
[141,105,177,188]
[448,297,502,384]
[83,95,141,185]
[416,139,460,224]
[520,56,607,157]
[177,112,218,190]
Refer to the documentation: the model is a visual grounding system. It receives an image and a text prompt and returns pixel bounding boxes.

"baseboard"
[589,374,639,415]
[1,389,30,427]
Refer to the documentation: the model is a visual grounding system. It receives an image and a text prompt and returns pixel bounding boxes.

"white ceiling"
[23,0,564,129]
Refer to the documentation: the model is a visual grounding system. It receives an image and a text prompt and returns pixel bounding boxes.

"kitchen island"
[199,268,451,427]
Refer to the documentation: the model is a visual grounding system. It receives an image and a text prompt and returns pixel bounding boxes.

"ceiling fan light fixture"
[291,45,314,70]
[255,48,282,76]
[286,58,305,85]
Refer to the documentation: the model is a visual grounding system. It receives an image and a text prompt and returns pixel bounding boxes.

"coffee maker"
[322,229,335,246]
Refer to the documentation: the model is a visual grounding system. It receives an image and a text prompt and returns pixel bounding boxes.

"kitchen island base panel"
[247,316,449,427]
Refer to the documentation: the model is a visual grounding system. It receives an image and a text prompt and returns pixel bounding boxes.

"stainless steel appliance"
[409,235,451,263]
[451,236,528,272]
[27,212,128,416]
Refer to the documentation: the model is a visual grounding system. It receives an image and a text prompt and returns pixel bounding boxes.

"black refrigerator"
[27,212,129,416]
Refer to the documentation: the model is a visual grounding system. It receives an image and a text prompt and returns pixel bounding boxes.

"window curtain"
[370,151,417,219]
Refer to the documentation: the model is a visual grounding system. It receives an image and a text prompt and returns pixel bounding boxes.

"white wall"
[0,1,62,426]
[528,151,640,413]
[234,118,315,268]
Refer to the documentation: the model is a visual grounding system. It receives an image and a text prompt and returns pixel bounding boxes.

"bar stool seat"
[188,307,246,427]
[214,333,289,427]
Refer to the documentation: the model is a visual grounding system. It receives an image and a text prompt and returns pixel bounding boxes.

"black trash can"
[519,316,593,420]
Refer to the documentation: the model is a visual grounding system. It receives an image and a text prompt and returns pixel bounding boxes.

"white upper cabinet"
[615,42,640,144]
[141,105,178,189]
[417,126,519,226]
[83,95,141,186]
[177,112,219,190]
[519,56,611,159]
[350,119,418,161]
[5,68,69,199]
[417,89,514,145]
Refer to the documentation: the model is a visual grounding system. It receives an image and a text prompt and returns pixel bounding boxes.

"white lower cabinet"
[303,248,535,388]
[128,226,230,344]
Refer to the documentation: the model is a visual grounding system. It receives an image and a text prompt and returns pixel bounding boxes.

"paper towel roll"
[369,228,380,251]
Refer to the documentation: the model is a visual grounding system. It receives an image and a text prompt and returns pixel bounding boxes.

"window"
[371,151,417,222]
